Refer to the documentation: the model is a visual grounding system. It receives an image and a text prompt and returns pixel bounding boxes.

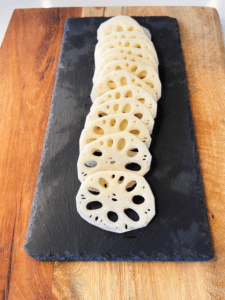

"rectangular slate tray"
[24,16,214,261]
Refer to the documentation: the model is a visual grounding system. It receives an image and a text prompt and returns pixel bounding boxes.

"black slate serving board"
[24,16,214,261]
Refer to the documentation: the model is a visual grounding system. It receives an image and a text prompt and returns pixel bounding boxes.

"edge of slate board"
[24,16,214,261]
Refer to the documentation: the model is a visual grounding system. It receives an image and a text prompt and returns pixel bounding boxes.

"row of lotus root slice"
[76,17,157,233]
[79,16,160,182]
[93,18,160,102]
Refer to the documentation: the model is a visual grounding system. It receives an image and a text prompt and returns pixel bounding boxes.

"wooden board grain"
[0,5,225,300]
[0,7,82,300]
[50,6,225,300]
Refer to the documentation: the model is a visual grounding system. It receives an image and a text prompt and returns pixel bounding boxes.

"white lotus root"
[97,47,158,67]
[76,16,159,233]
[95,31,152,55]
[92,85,157,118]
[91,70,158,102]
[78,132,152,182]
[79,113,151,151]
[93,53,158,83]
[85,98,154,132]
[95,38,158,65]
[97,60,161,99]
[76,171,155,233]
[97,15,151,40]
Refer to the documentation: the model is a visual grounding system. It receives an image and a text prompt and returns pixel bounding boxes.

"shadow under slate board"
[24,17,214,261]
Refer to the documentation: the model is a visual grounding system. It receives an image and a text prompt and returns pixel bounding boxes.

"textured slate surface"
[24,16,214,261]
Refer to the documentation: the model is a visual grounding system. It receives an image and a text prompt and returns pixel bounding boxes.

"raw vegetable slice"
[97,15,150,40]
[97,60,161,99]
[90,70,158,102]
[95,47,159,67]
[113,16,151,39]
[95,31,152,55]
[79,113,151,151]
[76,171,155,233]
[93,52,158,83]
[92,85,157,118]
[77,132,151,182]
[96,38,158,65]
[85,98,154,132]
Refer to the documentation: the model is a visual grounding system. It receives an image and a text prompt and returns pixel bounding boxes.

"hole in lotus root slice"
[120,77,127,86]
[92,149,102,156]
[85,161,97,168]
[93,126,104,135]
[119,119,128,131]
[129,129,140,136]
[138,71,147,79]
[125,42,130,47]
[125,91,132,98]
[127,148,139,157]
[110,119,116,126]
[134,44,141,48]
[112,198,117,201]
[88,187,100,195]
[107,211,118,222]
[117,26,123,32]
[115,65,122,70]
[115,92,121,99]
[131,66,137,72]
[125,163,141,171]
[118,176,124,184]
[146,82,154,88]
[124,208,140,222]
[86,201,102,210]
[108,80,117,90]
[114,104,119,111]
[134,113,143,119]
[98,111,108,117]
[99,178,109,188]
[117,138,126,150]
[107,138,113,147]
[126,180,137,192]
[86,138,97,144]
[132,195,145,204]
[128,26,134,31]
[123,103,131,113]
[138,98,145,104]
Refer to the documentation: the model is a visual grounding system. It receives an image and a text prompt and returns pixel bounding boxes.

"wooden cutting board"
[0,6,225,300]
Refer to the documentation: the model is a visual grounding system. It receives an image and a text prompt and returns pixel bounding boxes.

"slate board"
[24,16,214,261]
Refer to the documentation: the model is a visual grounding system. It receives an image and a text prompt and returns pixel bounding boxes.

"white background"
[0,0,225,46]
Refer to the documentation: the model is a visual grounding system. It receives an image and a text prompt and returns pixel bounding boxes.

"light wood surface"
[0,6,225,300]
